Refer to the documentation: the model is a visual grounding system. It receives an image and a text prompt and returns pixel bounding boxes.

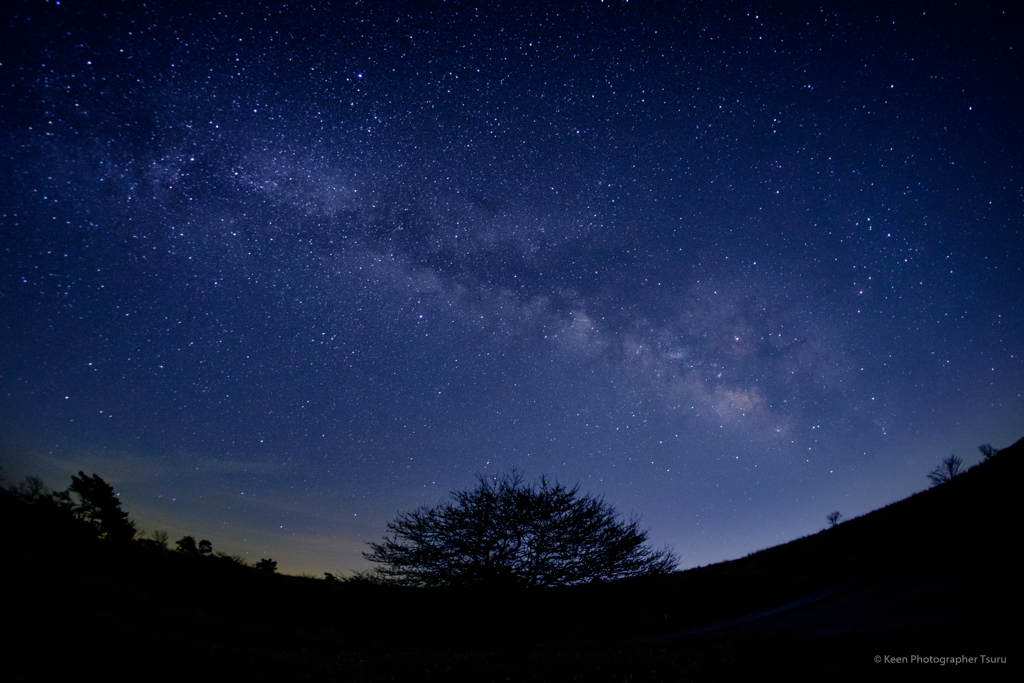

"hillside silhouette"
[3,438,1018,681]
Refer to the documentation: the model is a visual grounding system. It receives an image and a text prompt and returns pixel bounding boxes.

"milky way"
[2,2,1021,574]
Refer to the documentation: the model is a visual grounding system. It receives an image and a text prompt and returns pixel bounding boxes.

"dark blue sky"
[2,1,1021,575]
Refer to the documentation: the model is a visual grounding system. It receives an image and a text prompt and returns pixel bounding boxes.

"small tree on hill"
[176,535,199,555]
[978,444,998,461]
[149,530,170,550]
[927,454,963,487]
[364,470,678,588]
[176,536,214,556]
[12,476,51,503]
[65,471,136,542]
[826,510,843,528]
[255,558,278,573]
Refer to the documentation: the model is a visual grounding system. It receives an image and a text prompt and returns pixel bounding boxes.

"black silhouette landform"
[3,437,1018,681]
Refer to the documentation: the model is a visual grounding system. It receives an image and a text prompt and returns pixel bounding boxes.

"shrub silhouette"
[825,510,842,528]
[365,470,678,587]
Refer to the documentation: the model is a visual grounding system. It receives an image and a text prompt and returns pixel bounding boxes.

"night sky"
[2,1,1021,576]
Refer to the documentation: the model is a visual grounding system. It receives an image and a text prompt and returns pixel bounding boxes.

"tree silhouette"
[927,454,963,487]
[176,535,199,554]
[255,558,278,573]
[826,510,843,528]
[65,471,135,542]
[176,535,214,556]
[365,470,678,588]
[149,529,170,550]
[12,475,51,503]
[979,444,998,461]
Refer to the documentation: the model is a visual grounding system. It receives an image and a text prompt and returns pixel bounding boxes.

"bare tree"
[826,510,843,528]
[978,444,998,461]
[150,529,170,550]
[927,454,963,487]
[12,475,51,503]
[365,470,678,588]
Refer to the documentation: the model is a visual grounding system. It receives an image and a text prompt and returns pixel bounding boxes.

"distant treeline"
[2,469,283,573]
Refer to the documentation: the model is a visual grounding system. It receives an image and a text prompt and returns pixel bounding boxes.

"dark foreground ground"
[3,440,1019,681]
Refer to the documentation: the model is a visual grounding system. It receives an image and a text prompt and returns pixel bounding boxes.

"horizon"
[2,2,1022,577]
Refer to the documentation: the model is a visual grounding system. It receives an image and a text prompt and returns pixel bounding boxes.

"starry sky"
[2,1,1021,576]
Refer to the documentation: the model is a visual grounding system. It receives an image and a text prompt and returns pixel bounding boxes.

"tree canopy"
[364,471,678,588]
[61,471,136,542]
[175,535,213,556]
